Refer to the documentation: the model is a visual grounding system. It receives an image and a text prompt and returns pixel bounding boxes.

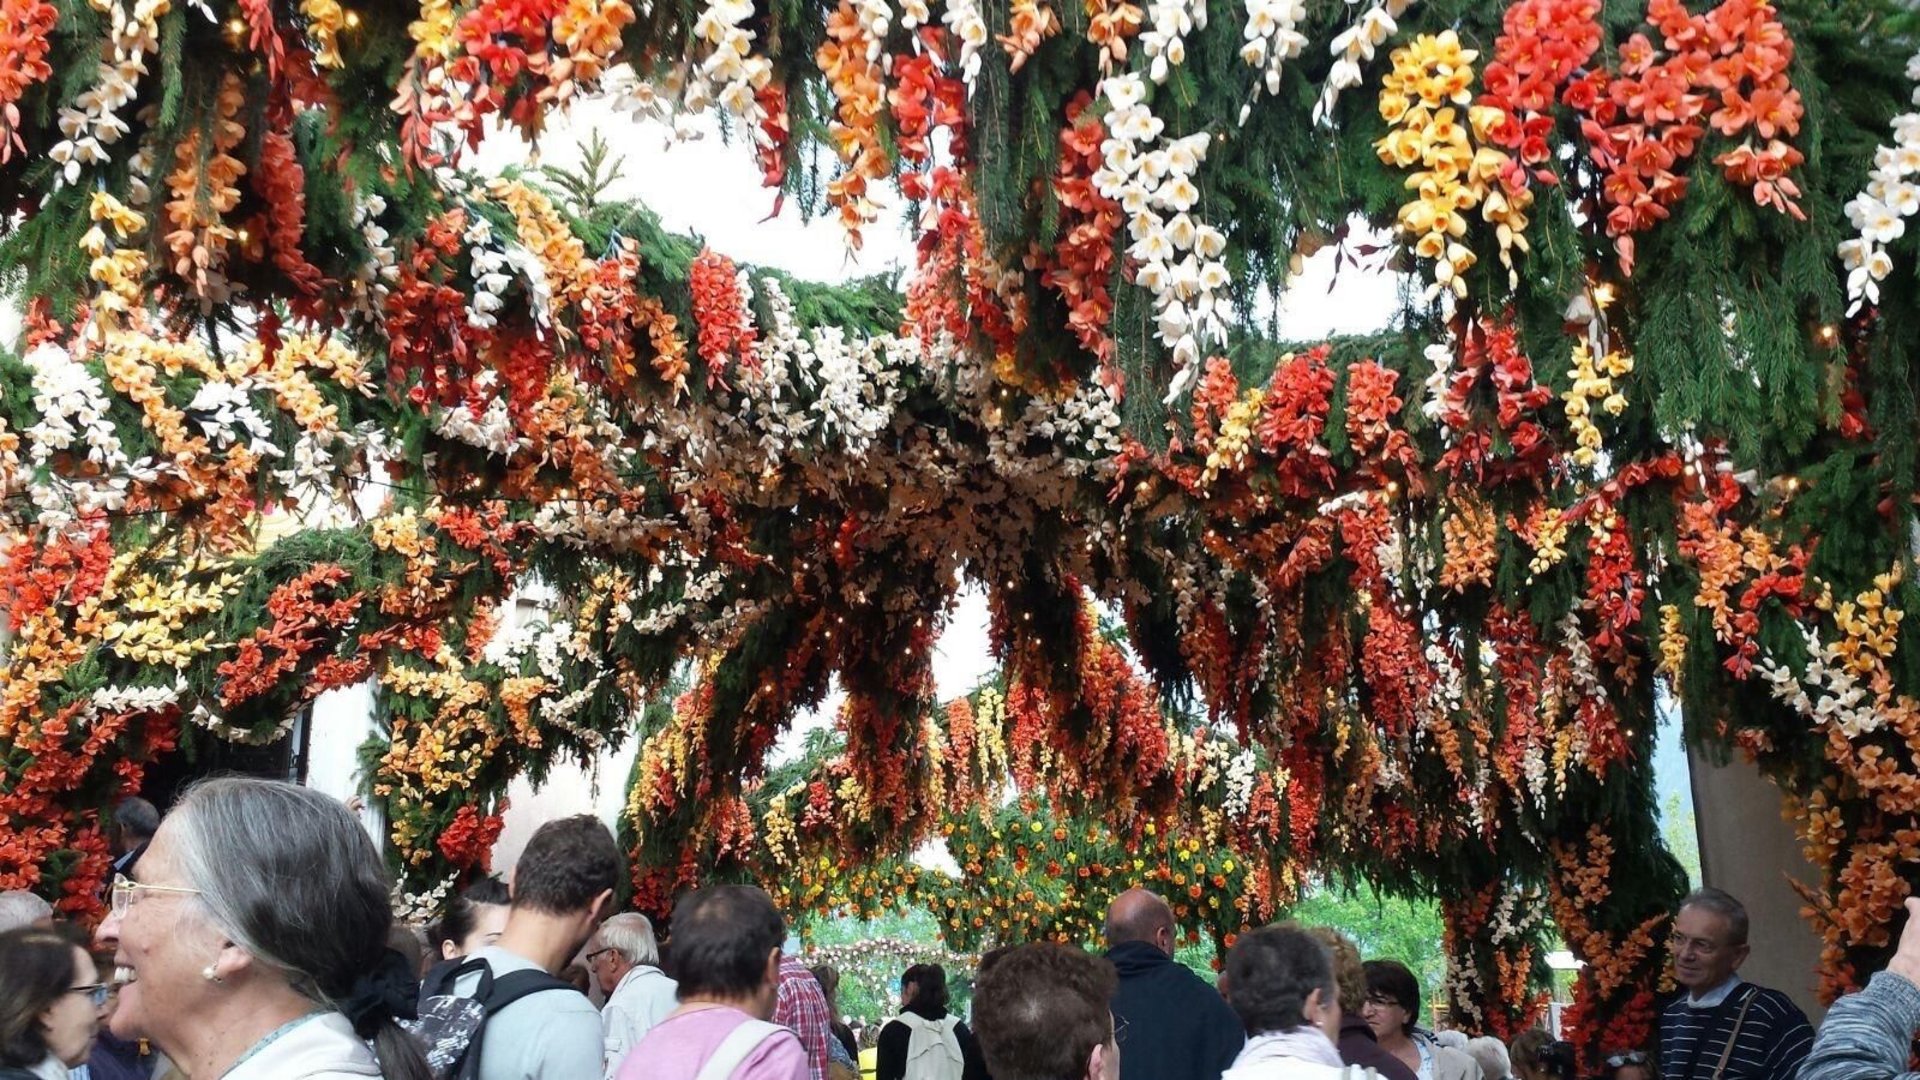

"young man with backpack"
[413,814,623,1080]
[613,885,808,1080]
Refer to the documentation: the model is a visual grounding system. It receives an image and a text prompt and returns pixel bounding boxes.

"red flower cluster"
[1434,318,1555,483]
[1573,0,1805,272]
[217,564,366,707]
[1479,0,1604,184]
[1256,347,1338,498]
[436,803,507,871]
[252,128,328,307]
[387,210,487,406]
[690,249,758,387]
[1034,95,1122,368]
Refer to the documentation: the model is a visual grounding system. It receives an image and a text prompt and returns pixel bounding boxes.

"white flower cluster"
[48,0,171,186]
[1237,0,1307,118]
[1419,341,1456,430]
[1090,74,1230,405]
[88,681,184,719]
[1759,627,1883,739]
[1221,746,1259,817]
[854,0,896,58]
[187,381,282,459]
[434,372,528,458]
[393,877,457,926]
[1023,379,1126,465]
[631,568,730,636]
[1838,52,1920,311]
[466,217,511,330]
[22,342,140,530]
[688,0,776,132]
[1312,0,1415,123]
[1143,0,1207,84]
[802,329,910,458]
[349,194,399,323]
[942,0,990,85]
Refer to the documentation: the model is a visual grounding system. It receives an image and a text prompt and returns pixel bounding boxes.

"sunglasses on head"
[1605,1051,1649,1068]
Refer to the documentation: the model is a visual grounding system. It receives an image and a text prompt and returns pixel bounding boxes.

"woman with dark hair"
[808,964,860,1069]
[876,963,989,1080]
[1217,925,1343,1078]
[1361,961,1477,1080]
[426,876,511,963]
[96,777,430,1080]
[0,926,101,1079]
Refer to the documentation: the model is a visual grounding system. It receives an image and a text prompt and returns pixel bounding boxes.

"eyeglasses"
[109,874,202,918]
[69,983,114,1007]
[1364,995,1405,1010]
[1605,1051,1648,1068]
[584,947,620,964]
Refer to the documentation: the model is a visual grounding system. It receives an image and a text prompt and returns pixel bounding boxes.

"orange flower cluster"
[1439,494,1498,592]
[816,1,889,248]
[1085,0,1143,72]
[251,129,328,305]
[164,74,249,309]
[998,0,1060,73]
[0,0,58,162]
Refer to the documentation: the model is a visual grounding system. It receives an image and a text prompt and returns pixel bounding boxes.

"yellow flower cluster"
[83,193,149,331]
[1201,387,1266,489]
[1518,503,1568,579]
[300,0,348,67]
[1819,566,1906,680]
[1657,604,1688,684]
[379,661,499,801]
[235,333,370,436]
[489,178,596,320]
[408,0,459,63]
[1438,494,1497,592]
[101,332,207,471]
[1563,341,1633,467]
[1375,31,1530,297]
[100,561,242,670]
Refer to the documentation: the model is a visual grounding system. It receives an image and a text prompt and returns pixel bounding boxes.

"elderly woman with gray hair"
[96,778,429,1080]
[588,912,679,1078]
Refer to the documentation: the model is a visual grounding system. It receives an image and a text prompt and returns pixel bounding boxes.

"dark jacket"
[1338,1016,1418,1080]
[88,1029,158,1080]
[1106,940,1244,1080]
[876,1002,990,1080]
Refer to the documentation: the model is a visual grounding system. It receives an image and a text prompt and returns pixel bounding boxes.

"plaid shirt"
[775,955,833,1080]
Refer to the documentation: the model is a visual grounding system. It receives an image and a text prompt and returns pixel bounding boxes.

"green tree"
[1285,882,1448,1004]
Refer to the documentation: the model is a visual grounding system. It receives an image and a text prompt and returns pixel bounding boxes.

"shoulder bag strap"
[1710,986,1760,1080]
[695,1019,785,1080]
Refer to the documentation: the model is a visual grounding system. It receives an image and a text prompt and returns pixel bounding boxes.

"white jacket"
[603,965,681,1079]
[222,1013,382,1080]
[1222,1030,1378,1080]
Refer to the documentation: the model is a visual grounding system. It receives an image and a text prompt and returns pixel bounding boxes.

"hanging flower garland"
[1838,52,1920,311]
[1091,74,1229,403]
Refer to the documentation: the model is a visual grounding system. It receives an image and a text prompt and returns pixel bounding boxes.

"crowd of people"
[4,778,1920,1080]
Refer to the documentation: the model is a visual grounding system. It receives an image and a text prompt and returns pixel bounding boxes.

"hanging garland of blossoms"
[0,2,1917,1073]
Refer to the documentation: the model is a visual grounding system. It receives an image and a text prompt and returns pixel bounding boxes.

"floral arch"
[1,0,1918,1068]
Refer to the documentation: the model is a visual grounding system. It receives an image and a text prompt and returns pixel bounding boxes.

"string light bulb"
[1817,324,1838,345]
[343,8,362,28]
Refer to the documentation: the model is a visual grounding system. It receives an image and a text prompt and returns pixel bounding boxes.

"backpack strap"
[1710,986,1760,1080]
[444,960,575,1080]
[694,1019,785,1080]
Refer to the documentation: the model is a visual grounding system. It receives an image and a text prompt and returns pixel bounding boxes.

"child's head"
[1605,1049,1657,1080]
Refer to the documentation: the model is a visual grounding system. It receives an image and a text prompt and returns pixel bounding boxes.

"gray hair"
[1679,887,1750,946]
[598,912,661,966]
[1466,1036,1511,1079]
[0,891,52,932]
[1435,1030,1469,1051]
[169,778,429,1080]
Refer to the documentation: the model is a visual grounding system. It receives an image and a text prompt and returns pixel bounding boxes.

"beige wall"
[1688,747,1827,1022]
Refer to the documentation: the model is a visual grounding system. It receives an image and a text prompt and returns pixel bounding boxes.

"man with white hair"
[590,911,679,1077]
[0,889,53,932]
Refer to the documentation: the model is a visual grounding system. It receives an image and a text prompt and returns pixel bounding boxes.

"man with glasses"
[588,913,679,1079]
[1657,888,1812,1080]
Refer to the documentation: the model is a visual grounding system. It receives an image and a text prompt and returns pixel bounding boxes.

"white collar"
[1687,975,1744,1008]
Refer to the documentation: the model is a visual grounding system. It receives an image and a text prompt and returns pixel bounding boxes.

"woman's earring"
[202,965,223,984]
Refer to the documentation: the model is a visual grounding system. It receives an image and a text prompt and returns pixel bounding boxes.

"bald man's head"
[1105,888,1176,954]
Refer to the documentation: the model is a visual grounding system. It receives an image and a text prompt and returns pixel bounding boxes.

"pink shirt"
[615,1004,810,1080]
